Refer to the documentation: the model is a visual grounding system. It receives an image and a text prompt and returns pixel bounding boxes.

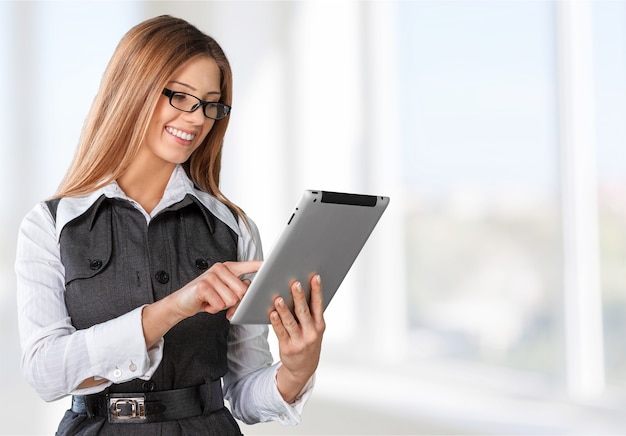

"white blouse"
[15,165,314,425]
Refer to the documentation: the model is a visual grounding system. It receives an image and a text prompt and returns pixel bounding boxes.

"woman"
[15,15,325,435]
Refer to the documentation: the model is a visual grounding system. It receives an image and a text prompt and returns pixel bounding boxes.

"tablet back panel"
[230,190,389,324]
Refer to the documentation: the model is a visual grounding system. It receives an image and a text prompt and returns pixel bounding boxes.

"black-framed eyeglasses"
[161,88,231,120]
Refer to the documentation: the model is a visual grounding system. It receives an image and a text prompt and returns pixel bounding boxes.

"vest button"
[89,259,103,270]
[141,381,155,392]
[195,258,209,270]
[155,270,170,284]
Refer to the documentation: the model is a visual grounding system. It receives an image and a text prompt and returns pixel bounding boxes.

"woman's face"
[142,56,222,166]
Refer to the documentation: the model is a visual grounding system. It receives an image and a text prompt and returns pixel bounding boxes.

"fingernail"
[277,297,284,307]
[316,275,321,285]
[295,281,303,292]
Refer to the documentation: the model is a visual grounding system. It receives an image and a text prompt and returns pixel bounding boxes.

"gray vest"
[50,194,242,435]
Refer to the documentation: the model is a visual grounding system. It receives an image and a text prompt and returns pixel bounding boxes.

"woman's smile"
[165,126,197,143]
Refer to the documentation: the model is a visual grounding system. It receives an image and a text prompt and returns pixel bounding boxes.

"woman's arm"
[141,260,261,348]
[79,260,261,392]
[16,204,159,400]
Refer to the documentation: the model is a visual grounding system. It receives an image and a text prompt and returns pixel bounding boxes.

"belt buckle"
[108,394,146,422]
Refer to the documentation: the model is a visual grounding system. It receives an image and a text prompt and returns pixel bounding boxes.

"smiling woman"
[14,15,326,436]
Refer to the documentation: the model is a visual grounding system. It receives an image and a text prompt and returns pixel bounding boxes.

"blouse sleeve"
[15,203,162,401]
[223,214,315,425]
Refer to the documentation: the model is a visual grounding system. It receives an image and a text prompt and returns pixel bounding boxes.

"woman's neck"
[117,158,176,214]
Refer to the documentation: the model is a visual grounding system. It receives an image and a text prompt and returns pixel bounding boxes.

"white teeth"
[166,127,195,141]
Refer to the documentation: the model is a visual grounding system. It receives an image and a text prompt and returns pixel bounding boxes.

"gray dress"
[50,194,243,435]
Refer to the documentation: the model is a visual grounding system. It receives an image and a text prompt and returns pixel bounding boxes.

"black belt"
[71,380,224,424]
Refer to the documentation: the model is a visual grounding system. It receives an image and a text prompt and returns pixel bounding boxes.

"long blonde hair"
[56,15,242,217]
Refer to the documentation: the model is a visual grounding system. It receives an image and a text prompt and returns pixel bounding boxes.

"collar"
[53,165,241,241]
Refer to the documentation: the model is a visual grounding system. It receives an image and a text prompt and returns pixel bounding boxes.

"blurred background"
[2,0,626,434]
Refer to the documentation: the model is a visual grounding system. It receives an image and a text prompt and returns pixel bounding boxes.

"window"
[594,1,626,390]
[399,1,563,375]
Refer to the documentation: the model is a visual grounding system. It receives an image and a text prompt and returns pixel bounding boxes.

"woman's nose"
[183,106,206,124]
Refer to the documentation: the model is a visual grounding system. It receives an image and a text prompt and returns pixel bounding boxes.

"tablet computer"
[229,190,389,325]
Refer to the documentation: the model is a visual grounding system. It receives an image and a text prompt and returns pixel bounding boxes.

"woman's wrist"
[141,296,187,348]
[275,364,311,404]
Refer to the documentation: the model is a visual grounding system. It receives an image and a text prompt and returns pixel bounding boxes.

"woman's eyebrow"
[168,80,221,97]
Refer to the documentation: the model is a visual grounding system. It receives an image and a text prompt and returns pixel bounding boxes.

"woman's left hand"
[270,274,326,403]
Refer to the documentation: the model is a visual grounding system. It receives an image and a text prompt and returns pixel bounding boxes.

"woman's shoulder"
[19,191,108,242]
[21,200,54,225]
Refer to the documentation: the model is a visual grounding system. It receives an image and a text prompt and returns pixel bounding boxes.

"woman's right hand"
[172,260,263,319]
[142,260,262,348]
